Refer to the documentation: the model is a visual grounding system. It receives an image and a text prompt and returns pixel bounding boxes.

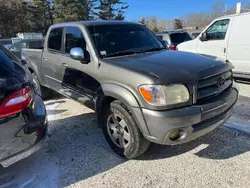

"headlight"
[161,84,190,105]
[139,85,166,106]
[138,84,189,106]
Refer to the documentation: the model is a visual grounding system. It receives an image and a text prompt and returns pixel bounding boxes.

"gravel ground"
[1,83,250,188]
[229,82,250,125]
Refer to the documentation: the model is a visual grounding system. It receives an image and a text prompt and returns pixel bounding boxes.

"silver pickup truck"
[22,20,238,158]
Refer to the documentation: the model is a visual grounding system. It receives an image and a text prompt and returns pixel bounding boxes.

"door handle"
[62,63,68,67]
[43,58,48,62]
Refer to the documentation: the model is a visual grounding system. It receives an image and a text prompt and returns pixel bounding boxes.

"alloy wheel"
[107,113,131,148]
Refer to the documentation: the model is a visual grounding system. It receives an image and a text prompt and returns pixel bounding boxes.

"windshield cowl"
[103,47,166,58]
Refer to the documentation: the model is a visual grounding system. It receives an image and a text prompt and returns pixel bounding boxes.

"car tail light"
[169,45,176,50]
[0,87,32,118]
[36,127,46,135]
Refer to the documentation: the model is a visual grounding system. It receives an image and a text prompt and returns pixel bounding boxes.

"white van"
[177,12,250,78]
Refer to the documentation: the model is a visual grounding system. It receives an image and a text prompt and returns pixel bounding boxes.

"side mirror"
[200,32,208,42]
[70,47,89,63]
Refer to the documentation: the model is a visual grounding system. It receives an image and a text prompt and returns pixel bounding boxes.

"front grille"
[197,71,232,102]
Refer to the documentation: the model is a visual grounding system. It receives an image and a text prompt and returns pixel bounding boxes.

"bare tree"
[182,0,250,31]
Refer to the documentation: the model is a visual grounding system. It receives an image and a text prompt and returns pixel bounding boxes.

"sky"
[125,0,247,21]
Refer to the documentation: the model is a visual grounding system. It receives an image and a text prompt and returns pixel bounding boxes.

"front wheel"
[101,100,150,159]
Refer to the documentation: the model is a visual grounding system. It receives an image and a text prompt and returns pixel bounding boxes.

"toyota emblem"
[217,77,226,87]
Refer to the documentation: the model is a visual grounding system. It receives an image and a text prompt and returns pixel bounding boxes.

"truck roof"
[217,11,250,20]
[51,20,140,28]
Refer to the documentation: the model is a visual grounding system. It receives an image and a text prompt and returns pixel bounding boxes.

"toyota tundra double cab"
[22,20,238,158]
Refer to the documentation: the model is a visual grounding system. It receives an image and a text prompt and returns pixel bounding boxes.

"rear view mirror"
[70,47,89,64]
[200,32,208,42]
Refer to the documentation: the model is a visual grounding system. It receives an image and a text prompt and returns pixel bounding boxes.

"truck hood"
[103,50,233,84]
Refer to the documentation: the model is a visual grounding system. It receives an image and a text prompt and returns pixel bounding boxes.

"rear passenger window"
[48,28,63,51]
[65,27,86,54]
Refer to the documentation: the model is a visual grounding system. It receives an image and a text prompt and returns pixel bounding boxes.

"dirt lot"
[0,83,250,188]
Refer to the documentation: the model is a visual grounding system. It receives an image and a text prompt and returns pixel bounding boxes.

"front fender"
[97,83,151,136]
[102,83,139,107]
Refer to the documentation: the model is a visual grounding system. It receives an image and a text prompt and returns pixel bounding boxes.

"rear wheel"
[101,100,150,159]
[32,73,50,99]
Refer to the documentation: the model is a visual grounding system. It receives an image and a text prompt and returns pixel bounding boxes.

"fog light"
[169,129,181,141]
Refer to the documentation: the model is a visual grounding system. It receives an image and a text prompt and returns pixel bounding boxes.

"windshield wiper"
[143,47,166,53]
[103,47,165,58]
[104,50,142,58]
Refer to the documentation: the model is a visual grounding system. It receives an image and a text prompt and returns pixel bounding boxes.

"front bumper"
[142,86,238,145]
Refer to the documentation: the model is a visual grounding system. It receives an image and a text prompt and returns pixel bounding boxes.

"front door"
[42,27,64,92]
[60,26,100,107]
[197,19,231,60]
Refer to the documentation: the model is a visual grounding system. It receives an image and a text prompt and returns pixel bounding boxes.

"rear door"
[197,19,231,60]
[42,27,64,92]
[60,26,99,105]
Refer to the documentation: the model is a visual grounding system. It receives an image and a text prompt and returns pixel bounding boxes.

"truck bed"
[21,49,44,83]
[22,49,43,65]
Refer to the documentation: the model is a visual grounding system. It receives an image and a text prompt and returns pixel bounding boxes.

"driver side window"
[65,27,86,54]
[206,19,229,40]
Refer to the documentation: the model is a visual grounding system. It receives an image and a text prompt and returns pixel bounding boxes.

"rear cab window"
[29,40,44,49]
[48,27,63,51]
[169,33,192,44]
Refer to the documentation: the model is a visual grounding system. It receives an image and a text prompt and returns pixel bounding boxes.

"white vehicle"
[16,32,43,40]
[177,12,250,79]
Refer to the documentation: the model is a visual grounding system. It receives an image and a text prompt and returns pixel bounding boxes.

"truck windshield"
[87,24,165,58]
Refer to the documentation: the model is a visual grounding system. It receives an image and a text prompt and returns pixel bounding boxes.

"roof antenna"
[236,2,242,14]
[224,4,228,15]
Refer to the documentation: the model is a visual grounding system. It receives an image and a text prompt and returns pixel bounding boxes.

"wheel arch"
[95,84,150,136]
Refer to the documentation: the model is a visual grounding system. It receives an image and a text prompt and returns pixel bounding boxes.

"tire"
[32,73,50,99]
[101,100,150,159]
